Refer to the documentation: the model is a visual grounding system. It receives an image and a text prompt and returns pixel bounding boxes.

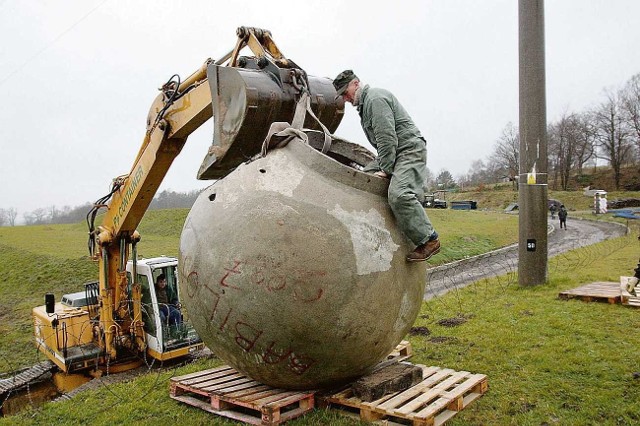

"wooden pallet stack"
[558,281,622,304]
[559,278,640,307]
[386,339,413,362]
[169,341,488,425]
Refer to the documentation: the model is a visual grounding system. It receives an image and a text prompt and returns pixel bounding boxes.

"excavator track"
[0,361,56,416]
[55,347,214,402]
[1,349,213,415]
[0,361,55,396]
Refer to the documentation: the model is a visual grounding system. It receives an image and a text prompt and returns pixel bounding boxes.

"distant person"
[550,204,557,219]
[155,274,181,327]
[558,205,568,230]
[332,69,440,262]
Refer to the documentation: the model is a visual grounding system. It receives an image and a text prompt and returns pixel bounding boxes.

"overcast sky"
[2,1,640,217]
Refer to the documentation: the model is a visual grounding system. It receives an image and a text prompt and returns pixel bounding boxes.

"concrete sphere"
[179,138,426,389]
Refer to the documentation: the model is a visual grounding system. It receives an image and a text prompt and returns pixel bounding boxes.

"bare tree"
[49,205,59,223]
[0,208,20,227]
[6,207,17,226]
[461,158,505,187]
[490,122,520,190]
[548,113,584,190]
[621,73,640,157]
[573,112,596,176]
[593,90,633,189]
[464,159,487,186]
[548,121,562,188]
[24,208,49,225]
[423,166,435,192]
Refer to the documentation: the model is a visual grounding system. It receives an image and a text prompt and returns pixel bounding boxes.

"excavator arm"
[85,27,343,362]
[89,62,213,359]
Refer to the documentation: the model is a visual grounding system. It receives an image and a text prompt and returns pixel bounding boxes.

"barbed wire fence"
[421,218,635,325]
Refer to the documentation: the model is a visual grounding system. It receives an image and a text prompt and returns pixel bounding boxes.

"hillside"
[446,164,640,211]
[558,164,640,191]
[446,187,640,212]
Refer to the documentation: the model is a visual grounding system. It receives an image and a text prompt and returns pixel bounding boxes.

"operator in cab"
[155,274,182,327]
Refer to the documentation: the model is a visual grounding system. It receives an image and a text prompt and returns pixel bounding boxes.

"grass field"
[2,205,640,425]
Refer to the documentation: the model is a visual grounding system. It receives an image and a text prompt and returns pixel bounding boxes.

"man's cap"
[333,70,357,96]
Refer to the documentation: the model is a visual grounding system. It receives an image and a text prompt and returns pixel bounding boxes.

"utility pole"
[518,0,548,286]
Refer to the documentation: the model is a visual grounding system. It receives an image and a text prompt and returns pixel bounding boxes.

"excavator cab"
[197,26,345,179]
[126,257,203,360]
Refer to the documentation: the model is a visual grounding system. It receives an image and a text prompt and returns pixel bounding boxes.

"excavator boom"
[34,27,344,379]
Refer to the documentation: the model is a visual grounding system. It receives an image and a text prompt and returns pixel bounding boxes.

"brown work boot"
[406,239,441,262]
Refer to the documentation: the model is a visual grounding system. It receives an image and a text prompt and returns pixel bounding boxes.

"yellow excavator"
[25,26,344,397]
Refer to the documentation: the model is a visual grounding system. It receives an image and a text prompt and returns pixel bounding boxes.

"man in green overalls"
[333,70,440,262]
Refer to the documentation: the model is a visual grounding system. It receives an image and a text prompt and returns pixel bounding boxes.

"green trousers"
[363,142,436,246]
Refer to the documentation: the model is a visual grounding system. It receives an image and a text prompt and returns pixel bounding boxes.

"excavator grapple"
[197,27,344,179]
[198,62,343,179]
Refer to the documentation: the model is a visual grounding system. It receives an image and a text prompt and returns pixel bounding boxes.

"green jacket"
[357,85,425,175]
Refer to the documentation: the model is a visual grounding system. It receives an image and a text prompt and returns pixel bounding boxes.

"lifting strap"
[261,91,334,156]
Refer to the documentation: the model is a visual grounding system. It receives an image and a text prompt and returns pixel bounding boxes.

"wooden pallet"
[170,366,314,425]
[320,365,488,426]
[558,281,621,304]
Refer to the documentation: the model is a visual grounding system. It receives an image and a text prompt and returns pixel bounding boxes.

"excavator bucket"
[198,58,344,179]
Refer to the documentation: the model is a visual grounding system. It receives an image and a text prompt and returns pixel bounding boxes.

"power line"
[0,0,108,88]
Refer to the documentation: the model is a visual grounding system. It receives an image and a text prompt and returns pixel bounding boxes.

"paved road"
[424,216,628,300]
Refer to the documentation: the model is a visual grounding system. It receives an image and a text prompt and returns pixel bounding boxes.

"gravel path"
[424,216,628,300]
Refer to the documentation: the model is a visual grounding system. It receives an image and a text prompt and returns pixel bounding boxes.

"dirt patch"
[436,315,468,327]
[409,326,431,336]
[508,400,536,415]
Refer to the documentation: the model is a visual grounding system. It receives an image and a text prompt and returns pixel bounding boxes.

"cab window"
[152,266,179,304]
[138,273,156,337]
